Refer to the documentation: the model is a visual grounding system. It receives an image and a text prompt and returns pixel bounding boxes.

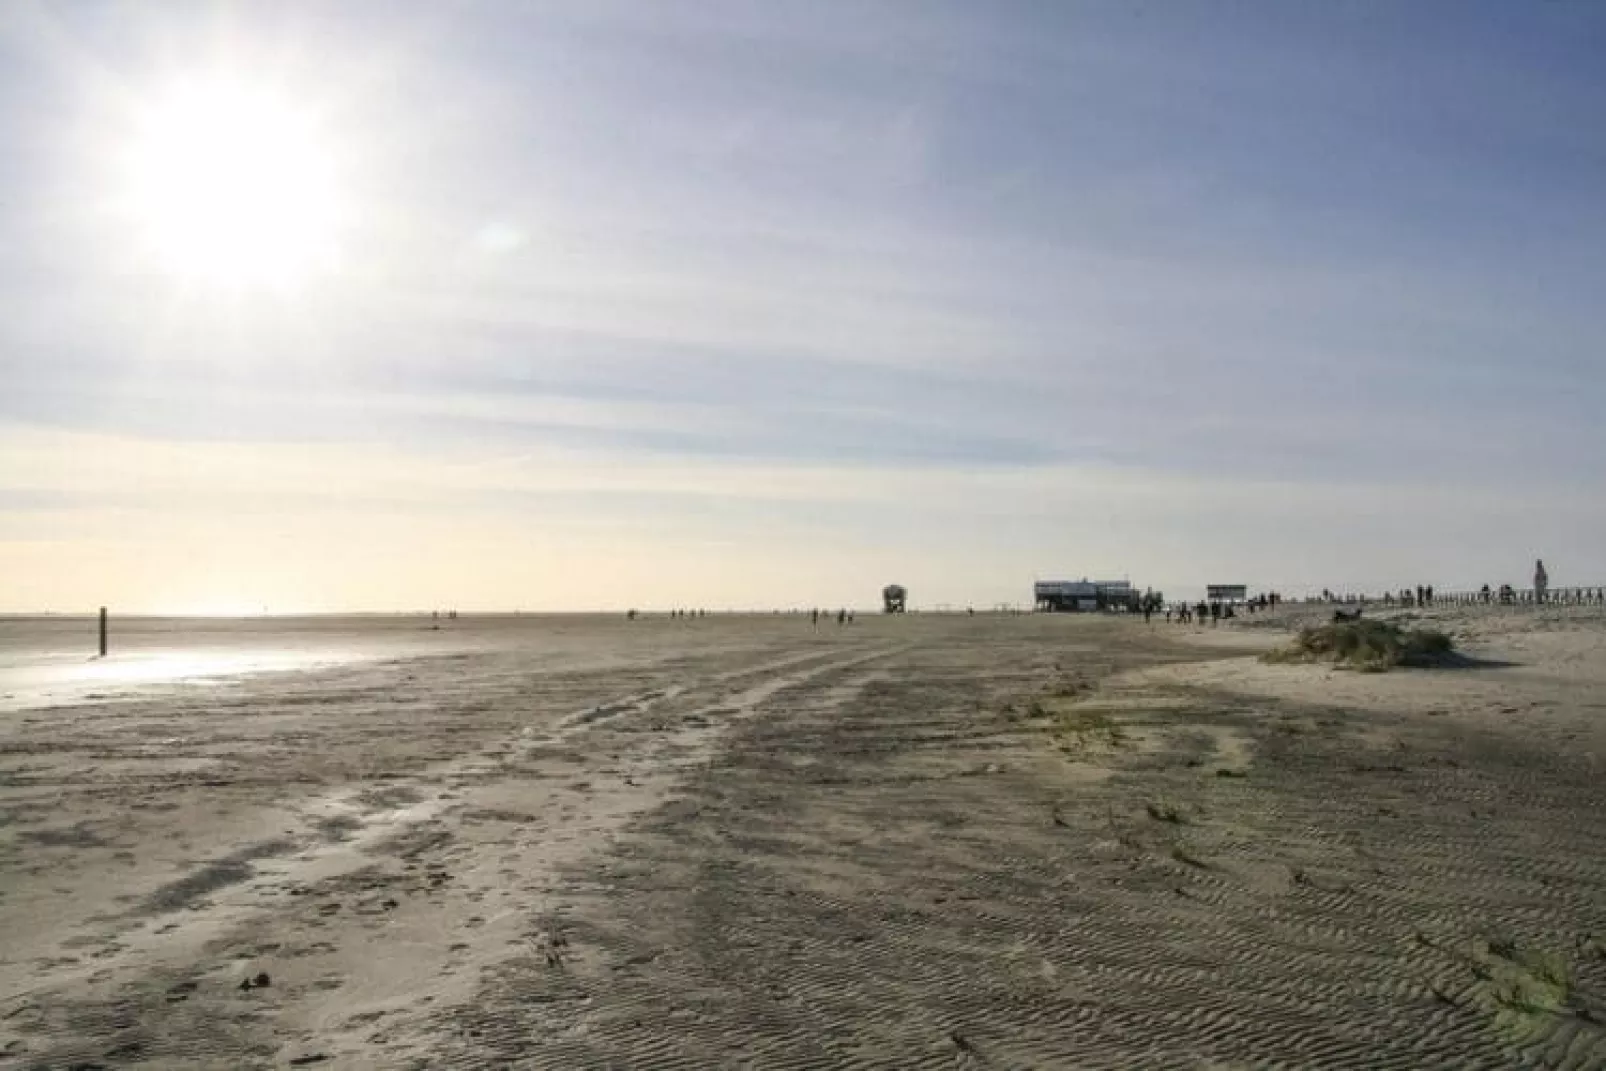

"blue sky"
[1,1,1602,611]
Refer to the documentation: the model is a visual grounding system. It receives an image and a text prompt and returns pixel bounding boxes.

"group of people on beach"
[1315,561,1606,607]
[1382,586,1436,607]
[1164,601,1228,626]
[809,608,855,627]
[1156,591,1281,627]
[624,609,710,620]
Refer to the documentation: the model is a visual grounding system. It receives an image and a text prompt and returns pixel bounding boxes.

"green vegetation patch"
[1045,703,1129,752]
[1420,934,1581,1042]
[1482,943,1576,1038]
[1263,619,1454,672]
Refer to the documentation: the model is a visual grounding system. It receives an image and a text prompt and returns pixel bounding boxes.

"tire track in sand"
[2,644,903,1070]
[411,641,1605,1070]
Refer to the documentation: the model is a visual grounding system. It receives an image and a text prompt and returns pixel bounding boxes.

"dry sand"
[1,609,1602,1068]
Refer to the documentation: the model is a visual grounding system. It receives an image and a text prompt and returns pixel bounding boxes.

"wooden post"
[98,606,107,657]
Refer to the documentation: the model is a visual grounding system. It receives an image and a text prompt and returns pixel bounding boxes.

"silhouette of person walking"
[1534,559,1549,604]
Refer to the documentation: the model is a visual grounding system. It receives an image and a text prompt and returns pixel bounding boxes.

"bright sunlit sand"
[0,645,356,712]
[2,610,1604,1067]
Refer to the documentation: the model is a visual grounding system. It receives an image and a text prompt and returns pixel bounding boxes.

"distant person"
[1534,559,1549,603]
[837,608,846,626]
[1480,583,1491,604]
[811,608,819,628]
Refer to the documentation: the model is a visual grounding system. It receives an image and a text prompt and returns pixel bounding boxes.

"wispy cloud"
[2,1,1604,608]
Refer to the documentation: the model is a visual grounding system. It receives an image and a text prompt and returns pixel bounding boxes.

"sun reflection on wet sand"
[0,647,361,712]
[0,613,613,713]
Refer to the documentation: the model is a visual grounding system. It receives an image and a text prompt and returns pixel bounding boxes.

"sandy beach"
[2,609,1603,1069]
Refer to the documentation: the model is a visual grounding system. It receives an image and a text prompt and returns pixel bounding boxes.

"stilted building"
[1034,579,1142,613]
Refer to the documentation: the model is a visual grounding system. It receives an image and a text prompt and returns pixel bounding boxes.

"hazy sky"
[2,1,1603,612]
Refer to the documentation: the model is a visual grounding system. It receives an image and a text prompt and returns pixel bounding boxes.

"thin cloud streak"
[1,2,1603,608]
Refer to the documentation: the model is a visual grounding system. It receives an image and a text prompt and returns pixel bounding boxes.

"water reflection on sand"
[0,648,362,711]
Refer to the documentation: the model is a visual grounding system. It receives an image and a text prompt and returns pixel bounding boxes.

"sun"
[121,76,344,288]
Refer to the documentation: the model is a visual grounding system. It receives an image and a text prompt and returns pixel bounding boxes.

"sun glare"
[122,77,344,288]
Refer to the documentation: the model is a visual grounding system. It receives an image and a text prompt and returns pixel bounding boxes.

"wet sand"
[1,611,1602,1068]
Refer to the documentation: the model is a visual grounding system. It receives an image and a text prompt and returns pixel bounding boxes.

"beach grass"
[1263,619,1454,672]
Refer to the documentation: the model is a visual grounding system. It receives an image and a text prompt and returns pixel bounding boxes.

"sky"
[1,0,1603,613]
